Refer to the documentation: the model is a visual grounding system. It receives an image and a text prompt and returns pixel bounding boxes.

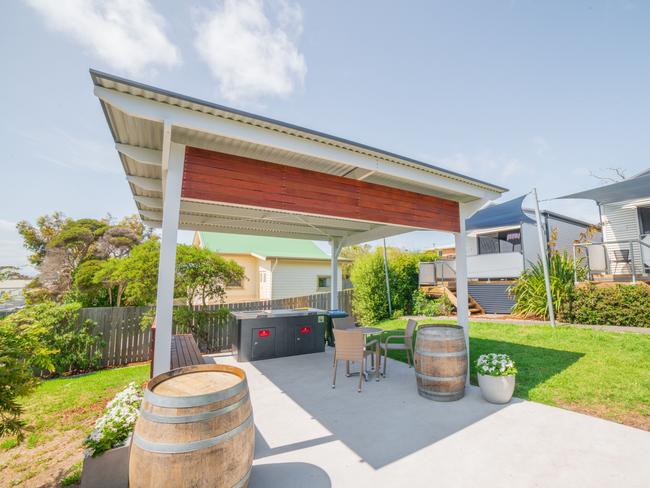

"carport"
[90,69,507,376]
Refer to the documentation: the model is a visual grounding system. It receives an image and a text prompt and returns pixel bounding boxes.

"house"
[558,169,650,281]
[419,195,599,313]
[193,232,345,303]
[0,279,31,312]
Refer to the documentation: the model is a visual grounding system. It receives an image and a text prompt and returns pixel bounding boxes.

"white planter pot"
[477,373,516,404]
[81,437,130,488]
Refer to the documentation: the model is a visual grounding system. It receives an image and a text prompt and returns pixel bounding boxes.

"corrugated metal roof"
[199,232,331,259]
[90,68,507,194]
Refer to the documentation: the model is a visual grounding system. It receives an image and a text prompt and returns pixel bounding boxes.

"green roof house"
[193,232,345,303]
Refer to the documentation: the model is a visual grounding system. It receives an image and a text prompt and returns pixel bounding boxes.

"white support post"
[152,140,185,377]
[454,211,470,386]
[330,237,342,310]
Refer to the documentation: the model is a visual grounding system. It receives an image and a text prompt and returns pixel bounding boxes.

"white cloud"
[193,0,307,103]
[0,220,16,231]
[25,0,180,76]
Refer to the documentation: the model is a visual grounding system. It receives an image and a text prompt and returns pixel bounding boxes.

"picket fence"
[78,289,353,368]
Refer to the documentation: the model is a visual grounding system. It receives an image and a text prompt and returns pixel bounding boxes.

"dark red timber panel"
[182,146,460,232]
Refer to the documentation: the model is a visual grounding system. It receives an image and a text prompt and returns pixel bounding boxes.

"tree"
[589,167,627,184]
[0,266,30,280]
[16,212,68,266]
[175,245,245,306]
[340,244,371,280]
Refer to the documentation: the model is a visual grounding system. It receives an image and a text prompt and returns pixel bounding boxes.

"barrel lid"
[153,370,242,397]
[418,325,464,337]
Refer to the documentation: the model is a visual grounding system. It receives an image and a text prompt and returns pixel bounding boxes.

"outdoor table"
[346,327,383,381]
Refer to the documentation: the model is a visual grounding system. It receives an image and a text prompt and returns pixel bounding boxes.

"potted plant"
[476,353,517,404]
[80,382,142,488]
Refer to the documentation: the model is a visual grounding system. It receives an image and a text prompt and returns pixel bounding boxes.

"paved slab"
[209,349,650,488]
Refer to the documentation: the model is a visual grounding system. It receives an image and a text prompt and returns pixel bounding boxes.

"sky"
[1,0,649,271]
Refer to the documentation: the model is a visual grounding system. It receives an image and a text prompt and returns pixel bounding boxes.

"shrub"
[0,312,56,438]
[412,289,449,317]
[350,249,427,324]
[476,353,517,376]
[564,284,650,327]
[2,302,103,376]
[510,252,585,319]
[84,382,142,456]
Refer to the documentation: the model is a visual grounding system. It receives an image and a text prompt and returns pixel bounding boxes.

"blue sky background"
[1,0,649,270]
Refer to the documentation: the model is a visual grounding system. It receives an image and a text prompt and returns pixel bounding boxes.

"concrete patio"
[210,349,650,488]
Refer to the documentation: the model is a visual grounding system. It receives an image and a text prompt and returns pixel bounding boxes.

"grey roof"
[557,171,650,204]
[466,195,535,231]
[89,69,507,194]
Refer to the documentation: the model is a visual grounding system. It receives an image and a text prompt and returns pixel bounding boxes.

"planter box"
[81,438,130,488]
[477,373,516,404]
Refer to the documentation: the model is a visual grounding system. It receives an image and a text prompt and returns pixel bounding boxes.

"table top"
[356,327,383,334]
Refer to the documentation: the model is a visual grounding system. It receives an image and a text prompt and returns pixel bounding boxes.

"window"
[226,277,244,289]
[639,206,650,236]
[317,276,331,289]
[477,230,522,255]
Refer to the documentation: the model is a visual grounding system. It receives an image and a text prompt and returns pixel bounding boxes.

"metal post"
[382,239,392,316]
[532,188,556,326]
[330,237,342,310]
[630,242,637,284]
[572,245,578,285]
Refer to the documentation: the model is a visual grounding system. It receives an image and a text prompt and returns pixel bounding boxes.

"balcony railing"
[573,237,650,283]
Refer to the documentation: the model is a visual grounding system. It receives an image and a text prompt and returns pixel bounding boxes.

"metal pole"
[572,245,578,285]
[382,239,392,316]
[533,188,556,326]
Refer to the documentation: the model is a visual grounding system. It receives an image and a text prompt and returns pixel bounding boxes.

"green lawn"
[1,364,149,487]
[376,319,650,429]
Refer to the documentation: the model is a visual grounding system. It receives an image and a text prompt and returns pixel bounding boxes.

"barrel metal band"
[133,414,253,454]
[232,466,252,488]
[414,350,466,358]
[140,393,249,424]
[415,371,466,382]
[417,336,465,342]
[144,379,247,408]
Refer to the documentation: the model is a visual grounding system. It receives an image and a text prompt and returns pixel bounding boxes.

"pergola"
[90,69,507,376]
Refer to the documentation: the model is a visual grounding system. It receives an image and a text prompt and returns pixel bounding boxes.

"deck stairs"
[420,282,485,315]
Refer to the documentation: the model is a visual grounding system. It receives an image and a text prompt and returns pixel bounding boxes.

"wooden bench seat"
[170,334,206,370]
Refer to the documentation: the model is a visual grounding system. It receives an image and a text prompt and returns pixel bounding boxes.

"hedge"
[563,283,650,327]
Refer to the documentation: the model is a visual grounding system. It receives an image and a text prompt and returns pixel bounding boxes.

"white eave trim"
[94,86,504,201]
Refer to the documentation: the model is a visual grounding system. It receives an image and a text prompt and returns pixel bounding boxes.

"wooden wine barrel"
[129,364,254,488]
[414,325,467,402]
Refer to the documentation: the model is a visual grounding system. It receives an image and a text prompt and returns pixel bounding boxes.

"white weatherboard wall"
[601,203,643,273]
[271,260,343,300]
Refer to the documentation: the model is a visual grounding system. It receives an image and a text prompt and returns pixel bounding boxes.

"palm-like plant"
[509,251,586,319]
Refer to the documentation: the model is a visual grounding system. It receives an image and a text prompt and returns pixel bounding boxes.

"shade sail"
[465,195,535,231]
[556,172,650,204]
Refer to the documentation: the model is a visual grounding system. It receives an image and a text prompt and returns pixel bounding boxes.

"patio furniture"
[333,315,357,329]
[332,329,380,392]
[379,319,417,377]
[611,249,631,273]
[170,334,205,370]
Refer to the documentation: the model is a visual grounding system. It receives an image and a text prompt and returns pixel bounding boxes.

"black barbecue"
[230,308,328,362]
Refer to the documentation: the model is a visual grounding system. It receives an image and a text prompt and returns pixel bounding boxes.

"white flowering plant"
[83,382,142,457]
[476,353,517,377]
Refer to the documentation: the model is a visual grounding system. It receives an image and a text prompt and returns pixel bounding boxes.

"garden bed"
[0,364,149,487]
